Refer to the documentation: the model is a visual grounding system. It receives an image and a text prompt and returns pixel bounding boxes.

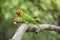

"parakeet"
[13,10,45,32]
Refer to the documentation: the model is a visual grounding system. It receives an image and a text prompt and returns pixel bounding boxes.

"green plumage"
[17,10,45,32]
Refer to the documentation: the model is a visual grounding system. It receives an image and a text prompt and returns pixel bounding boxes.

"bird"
[13,10,45,32]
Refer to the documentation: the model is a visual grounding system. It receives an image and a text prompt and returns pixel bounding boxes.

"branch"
[10,23,29,40]
[10,23,60,40]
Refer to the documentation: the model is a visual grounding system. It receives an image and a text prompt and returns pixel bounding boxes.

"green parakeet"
[14,10,45,32]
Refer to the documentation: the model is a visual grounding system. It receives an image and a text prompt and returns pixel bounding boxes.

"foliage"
[0,0,60,40]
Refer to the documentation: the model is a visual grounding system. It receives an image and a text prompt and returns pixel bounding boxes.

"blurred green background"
[0,0,60,40]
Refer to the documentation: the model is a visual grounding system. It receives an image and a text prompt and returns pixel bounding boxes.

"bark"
[10,23,60,40]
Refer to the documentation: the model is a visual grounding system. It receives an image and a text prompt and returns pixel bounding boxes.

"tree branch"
[10,23,60,40]
[10,23,29,40]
